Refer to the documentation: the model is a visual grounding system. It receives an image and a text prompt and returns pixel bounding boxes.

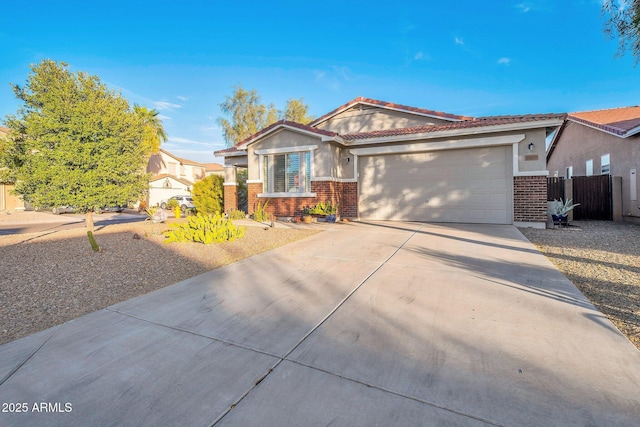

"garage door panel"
[358,146,512,224]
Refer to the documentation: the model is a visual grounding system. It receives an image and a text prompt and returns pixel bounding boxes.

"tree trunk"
[85,211,94,232]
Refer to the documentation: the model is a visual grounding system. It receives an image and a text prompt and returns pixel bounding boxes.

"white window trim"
[601,153,610,175]
[254,145,317,155]
[261,150,314,196]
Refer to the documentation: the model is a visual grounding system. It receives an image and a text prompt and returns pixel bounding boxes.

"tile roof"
[568,106,640,137]
[213,98,565,157]
[342,113,566,141]
[310,97,474,127]
[204,162,224,172]
[0,126,9,135]
[150,173,194,186]
[214,120,340,156]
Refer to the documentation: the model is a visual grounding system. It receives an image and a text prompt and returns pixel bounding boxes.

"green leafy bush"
[304,201,337,215]
[164,212,245,244]
[166,199,179,210]
[192,174,224,214]
[253,199,269,222]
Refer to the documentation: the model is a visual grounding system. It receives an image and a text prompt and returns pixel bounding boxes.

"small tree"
[192,174,224,214]
[2,59,149,240]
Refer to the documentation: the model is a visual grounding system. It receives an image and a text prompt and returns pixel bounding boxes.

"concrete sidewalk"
[1,222,639,426]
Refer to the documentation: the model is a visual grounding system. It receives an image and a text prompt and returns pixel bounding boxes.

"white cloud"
[176,95,189,101]
[455,37,464,45]
[158,114,171,120]
[516,2,531,13]
[498,57,512,65]
[168,136,215,147]
[154,101,182,110]
[414,51,424,60]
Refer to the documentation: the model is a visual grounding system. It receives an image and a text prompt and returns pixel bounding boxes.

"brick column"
[223,184,237,213]
[247,183,263,215]
[513,175,547,226]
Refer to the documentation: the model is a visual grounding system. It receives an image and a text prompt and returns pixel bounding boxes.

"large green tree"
[603,0,640,64]
[134,104,167,153]
[217,86,314,147]
[2,59,150,234]
[217,85,278,147]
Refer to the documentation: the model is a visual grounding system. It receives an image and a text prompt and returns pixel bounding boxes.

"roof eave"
[346,118,565,146]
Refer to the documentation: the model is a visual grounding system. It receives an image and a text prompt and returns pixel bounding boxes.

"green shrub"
[228,209,246,220]
[166,199,179,210]
[304,201,337,215]
[253,199,269,222]
[164,212,245,244]
[192,175,224,214]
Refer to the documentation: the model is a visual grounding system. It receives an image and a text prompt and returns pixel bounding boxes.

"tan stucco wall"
[315,106,451,134]
[547,121,640,219]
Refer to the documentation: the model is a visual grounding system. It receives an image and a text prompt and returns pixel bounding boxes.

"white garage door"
[358,146,513,224]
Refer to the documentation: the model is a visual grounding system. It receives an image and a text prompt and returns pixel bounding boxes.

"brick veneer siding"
[223,184,238,213]
[246,180,358,219]
[513,175,547,222]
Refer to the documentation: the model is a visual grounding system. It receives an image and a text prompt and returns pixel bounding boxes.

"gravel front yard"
[0,219,320,345]
[520,221,640,351]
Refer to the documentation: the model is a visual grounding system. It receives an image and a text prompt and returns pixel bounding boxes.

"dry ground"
[520,221,640,351]
[0,219,319,345]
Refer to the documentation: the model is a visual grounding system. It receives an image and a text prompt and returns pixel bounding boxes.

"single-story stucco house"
[547,106,640,223]
[215,97,565,228]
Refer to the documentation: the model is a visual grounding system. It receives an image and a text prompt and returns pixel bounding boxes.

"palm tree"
[134,104,167,154]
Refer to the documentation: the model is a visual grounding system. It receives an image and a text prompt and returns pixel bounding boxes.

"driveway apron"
[1,221,639,426]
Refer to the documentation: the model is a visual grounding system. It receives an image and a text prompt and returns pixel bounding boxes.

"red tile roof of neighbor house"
[309,97,474,126]
[0,126,9,135]
[204,163,223,172]
[341,113,567,141]
[159,148,206,166]
[568,106,640,137]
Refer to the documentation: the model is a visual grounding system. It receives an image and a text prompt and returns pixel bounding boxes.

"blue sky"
[1,0,638,163]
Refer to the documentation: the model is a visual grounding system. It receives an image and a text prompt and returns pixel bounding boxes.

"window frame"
[601,153,610,175]
[259,149,315,197]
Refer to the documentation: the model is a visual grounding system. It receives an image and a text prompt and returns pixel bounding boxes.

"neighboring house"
[147,149,207,207]
[215,97,565,228]
[0,126,27,211]
[204,162,224,177]
[547,106,640,223]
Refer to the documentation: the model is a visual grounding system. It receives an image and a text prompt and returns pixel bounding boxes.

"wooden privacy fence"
[547,177,565,201]
[572,175,612,220]
[547,175,613,220]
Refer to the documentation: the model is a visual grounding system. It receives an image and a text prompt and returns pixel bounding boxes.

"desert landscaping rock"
[0,220,319,345]
[520,221,640,350]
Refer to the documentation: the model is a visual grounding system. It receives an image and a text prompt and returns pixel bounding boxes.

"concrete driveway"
[1,221,639,426]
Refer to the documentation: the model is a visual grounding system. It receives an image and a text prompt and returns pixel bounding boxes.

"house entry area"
[357,146,513,224]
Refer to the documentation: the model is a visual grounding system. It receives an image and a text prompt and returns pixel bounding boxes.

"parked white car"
[160,195,195,211]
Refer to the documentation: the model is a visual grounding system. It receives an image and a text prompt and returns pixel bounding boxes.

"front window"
[263,152,311,194]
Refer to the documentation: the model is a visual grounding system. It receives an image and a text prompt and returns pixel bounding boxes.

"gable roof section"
[309,97,474,127]
[568,106,640,138]
[214,120,341,157]
[159,148,205,166]
[150,173,194,186]
[342,113,566,142]
[0,126,9,136]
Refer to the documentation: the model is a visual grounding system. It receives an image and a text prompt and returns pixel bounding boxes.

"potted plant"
[549,198,580,226]
[302,207,313,223]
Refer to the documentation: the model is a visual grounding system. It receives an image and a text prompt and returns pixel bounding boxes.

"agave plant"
[550,198,580,216]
